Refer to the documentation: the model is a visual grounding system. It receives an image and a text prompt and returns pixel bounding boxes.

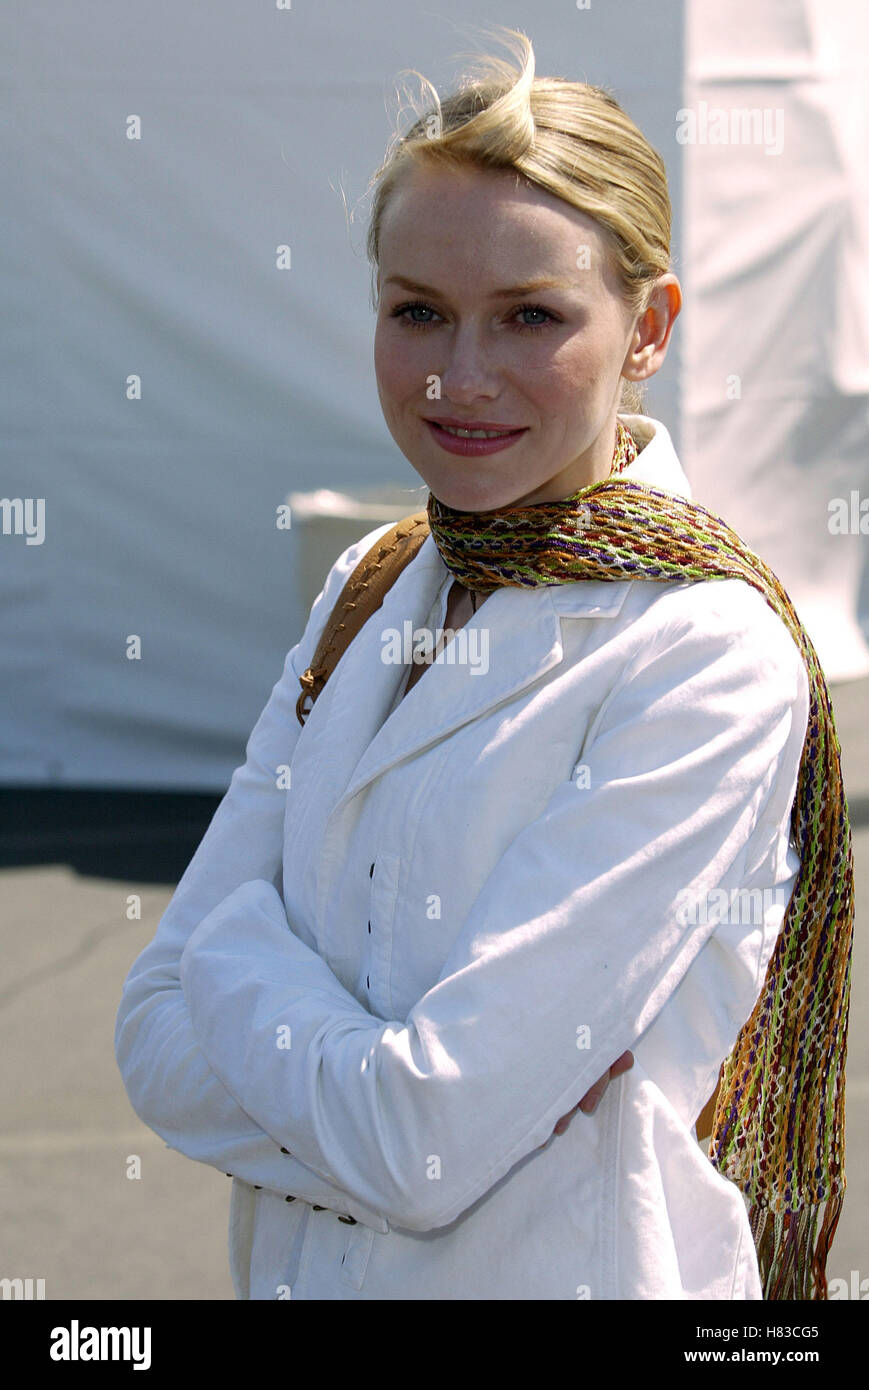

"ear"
[621,275,682,382]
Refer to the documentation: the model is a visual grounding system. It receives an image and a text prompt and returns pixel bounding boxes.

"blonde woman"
[115,28,852,1301]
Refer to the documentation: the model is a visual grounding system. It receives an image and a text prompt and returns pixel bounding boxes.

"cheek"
[549,336,613,397]
[374,327,418,397]
[536,352,597,408]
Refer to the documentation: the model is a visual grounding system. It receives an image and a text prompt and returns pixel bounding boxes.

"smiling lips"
[425,418,528,456]
[428,416,523,435]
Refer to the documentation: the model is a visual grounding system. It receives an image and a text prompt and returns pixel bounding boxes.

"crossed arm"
[114,527,626,1229]
[126,581,807,1233]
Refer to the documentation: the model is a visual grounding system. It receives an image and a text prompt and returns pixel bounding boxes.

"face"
[373,162,679,512]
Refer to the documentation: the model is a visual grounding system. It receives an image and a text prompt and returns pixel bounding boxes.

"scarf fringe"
[748,1192,844,1299]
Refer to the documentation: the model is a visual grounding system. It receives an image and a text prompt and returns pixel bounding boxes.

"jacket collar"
[618,413,690,499]
[314,417,688,811]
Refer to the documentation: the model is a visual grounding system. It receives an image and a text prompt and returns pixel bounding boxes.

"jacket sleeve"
[114,521,397,1231]
[178,582,811,1233]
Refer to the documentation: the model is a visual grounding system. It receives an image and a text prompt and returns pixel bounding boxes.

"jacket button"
[253,1185,262,1190]
[366,975,370,988]
[312,1205,326,1211]
[285,1195,296,1203]
[225,1172,233,1177]
[368,921,371,933]
[280,1146,291,1154]
[370,862,375,877]
[338,1214,357,1225]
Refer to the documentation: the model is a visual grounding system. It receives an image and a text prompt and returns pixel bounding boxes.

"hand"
[543,1050,635,1145]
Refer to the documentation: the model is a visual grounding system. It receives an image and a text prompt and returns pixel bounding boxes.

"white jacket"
[115,416,810,1300]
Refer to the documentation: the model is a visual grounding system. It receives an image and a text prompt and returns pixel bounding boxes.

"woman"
[115,29,852,1300]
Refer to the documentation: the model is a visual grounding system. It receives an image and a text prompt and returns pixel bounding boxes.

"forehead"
[378,162,614,283]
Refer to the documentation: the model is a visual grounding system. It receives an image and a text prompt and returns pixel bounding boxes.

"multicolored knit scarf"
[426,418,853,1300]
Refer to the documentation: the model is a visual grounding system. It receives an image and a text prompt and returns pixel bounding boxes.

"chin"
[427,483,520,514]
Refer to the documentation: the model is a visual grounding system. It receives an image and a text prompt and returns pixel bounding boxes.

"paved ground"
[1,678,867,1302]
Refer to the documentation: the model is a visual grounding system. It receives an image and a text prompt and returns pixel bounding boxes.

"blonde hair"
[363,26,673,414]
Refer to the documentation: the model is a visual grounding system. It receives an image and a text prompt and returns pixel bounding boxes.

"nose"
[438,323,500,402]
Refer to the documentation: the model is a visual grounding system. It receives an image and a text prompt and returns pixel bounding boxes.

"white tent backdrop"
[7,1,866,793]
[682,0,869,681]
[1,1,683,791]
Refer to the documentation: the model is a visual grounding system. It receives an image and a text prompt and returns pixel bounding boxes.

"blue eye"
[395,302,438,328]
[390,300,559,333]
[515,304,554,329]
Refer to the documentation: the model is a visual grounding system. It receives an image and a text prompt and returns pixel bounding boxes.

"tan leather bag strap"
[295,510,430,725]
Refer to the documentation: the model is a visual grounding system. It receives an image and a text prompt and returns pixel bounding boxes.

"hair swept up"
[363,25,673,412]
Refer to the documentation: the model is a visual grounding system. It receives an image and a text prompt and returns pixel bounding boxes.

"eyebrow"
[382,275,575,299]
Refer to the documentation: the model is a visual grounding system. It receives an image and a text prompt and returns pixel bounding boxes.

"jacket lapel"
[321,534,565,815]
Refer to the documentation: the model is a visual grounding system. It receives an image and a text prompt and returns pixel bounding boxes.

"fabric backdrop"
[5,1,864,791]
[682,0,869,682]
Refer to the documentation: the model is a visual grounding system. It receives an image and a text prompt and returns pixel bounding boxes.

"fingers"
[553,1108,578,1136]
[577,1050,636,1118]
[610,1049,635,1078]
[544,1050,637,1145]
[578,1079,608,1115]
